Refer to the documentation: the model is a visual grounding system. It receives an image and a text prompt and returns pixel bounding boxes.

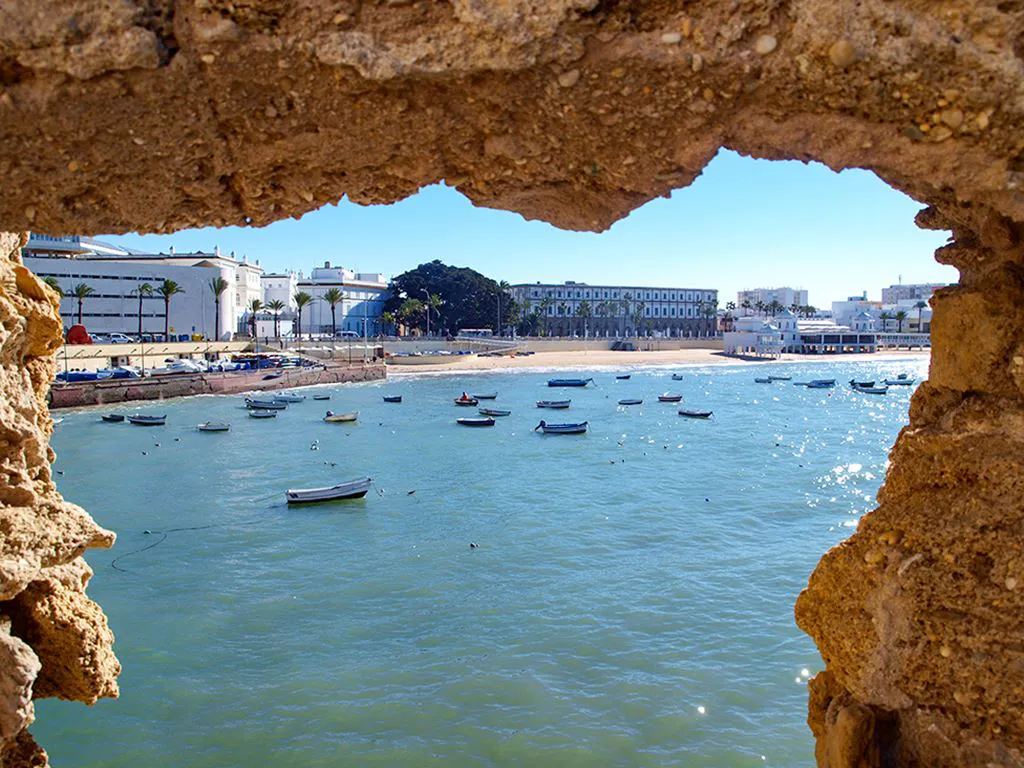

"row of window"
[525,289,716,302]
[547,305,712,317]
[60,311,166,319]
[35,272,172,283]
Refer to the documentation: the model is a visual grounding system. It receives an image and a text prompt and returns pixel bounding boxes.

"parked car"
[108,333,136,344]
[91,334,110,344]
[335,330,360,338]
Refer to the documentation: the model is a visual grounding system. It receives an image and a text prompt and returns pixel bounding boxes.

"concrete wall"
[57,341,253,372]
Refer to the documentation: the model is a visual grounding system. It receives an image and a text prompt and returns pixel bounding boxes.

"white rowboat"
[286,477,373,504]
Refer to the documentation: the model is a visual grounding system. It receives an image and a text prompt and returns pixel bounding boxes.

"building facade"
[509,282,719,337]
[723,310,877,356]
[261,272,298,311]
[880,283,947,304]
[736,287,809,315]
[293,262,389,337]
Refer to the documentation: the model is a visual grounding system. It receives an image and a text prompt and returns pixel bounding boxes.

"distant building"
[737,287,809,315]
[23,235,261,339]
[261,271,298,311]
[724,309,876,356]
[881,282,947,304]
[509,281,719,337]
[293,262,389,337]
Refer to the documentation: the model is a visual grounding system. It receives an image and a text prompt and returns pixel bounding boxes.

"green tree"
[496,280,511,335]
[398,297,425,333]
[621,293,633,336]
[157,280,185,339]
[557,302,568,336]
[133,282,154,337]
[879,311,892,332]
[632,300,646,336]
[702,301,718,336]
[576,300,592,337]
[293,292,313,340]
[538,296,554,336]
[71,283,94,326]
[427,293,443,335]
[914,300,928,331]
[322,287,344,338]
[209,276,229,340]
[895,309,908,333]
[755,300,765,317]
[741,299,752,316]
[380,310,396,335]
[266,299,285,339]
[42,275,62,293]
[247,297,263,338]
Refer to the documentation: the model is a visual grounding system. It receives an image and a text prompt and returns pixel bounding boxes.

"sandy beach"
[387,347,930,375]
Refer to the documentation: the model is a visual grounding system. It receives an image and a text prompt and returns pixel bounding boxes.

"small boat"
[534,420,588,434]
[547,378,593,387]
[479,407,511,417]
[883,377,915,386]
[313,394,332,401]
[245,398,287,410]
[618,398,643,406]
[671,374,685,381]
[454,396,478,406]
[679,409,713,419]
[262,371,284,380]
[197,422,231,432]
[249,409,277,419]
[286,476,373,504]
[811,379,837,386]
[383,395,402,403]
[658,394,683,403]
[457,417,495,427]
[754,378,772,384]
[805,382,834,389]
[272,392,305,403]
[849,380,875,388]
[537,400,571,409]
[128,414,166,426]
[768,375,792,381]
[854,386,889,395]
[615,374,631,380]
[324,410,358,423]
[472,392,497,400]
[101,414,125,423]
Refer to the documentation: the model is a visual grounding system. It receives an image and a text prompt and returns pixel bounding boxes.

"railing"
[875,333,931,349]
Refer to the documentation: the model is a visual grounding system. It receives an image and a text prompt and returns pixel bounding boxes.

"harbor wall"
[49,364,385,409]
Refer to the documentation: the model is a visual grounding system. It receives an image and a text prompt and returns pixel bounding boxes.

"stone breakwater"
[49,364,386,410]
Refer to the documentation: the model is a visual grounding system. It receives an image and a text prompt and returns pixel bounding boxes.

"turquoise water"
[39,360,925,767]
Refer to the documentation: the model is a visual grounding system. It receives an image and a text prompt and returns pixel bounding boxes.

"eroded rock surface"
[0,1,1023,765]
[0,233,116,767]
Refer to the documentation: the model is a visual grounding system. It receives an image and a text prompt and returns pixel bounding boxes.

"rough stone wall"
[0,233,118,766]
[0,1,1023,765]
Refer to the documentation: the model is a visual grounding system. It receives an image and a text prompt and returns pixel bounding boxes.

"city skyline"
[100,150,958,307]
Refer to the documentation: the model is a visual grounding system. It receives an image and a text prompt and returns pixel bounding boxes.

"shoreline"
[387,348,930,376]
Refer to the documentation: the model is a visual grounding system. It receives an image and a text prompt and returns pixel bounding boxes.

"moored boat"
[883,377,915,386]
[479,407,511,417]
[286,476,373,504]
[245,398,287,410]
[658,394,683,402]
[249,409,277,419]
[618,398,643,405]
[457,417,495,427]
[198,422,231,432]
[854,385,889,395]
[313,394,332,401]
[768,375,792,381]
[615,374,631,380]
[272,392,305,403]
[811,379,837,386]
[471,392,497,400]
[383,395,402,403]
[324,410,358,423]
[754,378,772,384]
[547,378,593,387]
[534,420,588,434]
[454,396,478,406]
[128,414,166,426]
[101,414,125,423]
[537,399,571,409]
[671,373,684,381]
[679,409,713,419]
[849,379,875,388]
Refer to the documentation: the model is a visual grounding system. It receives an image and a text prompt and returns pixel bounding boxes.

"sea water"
[37,360,925,767]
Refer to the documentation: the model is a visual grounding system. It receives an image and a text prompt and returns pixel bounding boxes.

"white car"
[108,333,135,344]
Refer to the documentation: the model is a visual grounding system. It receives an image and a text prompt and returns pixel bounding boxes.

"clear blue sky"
[102,150,957,308]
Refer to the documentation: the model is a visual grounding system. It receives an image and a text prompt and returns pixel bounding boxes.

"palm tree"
[879,311,892,332]
[156,280,185,340]
[741,299,752,316]
[247,298,263,339]
[557,302,569,336]
[519,299,533,335]
[538,296,555,336]
[496,280,511,335]
[266,299,285,339]
[895,310,908,333]
[621,293,633,336]
[209,276,229,340]
[380,310,396,336]
[703,302,718,336]
[132,282,154,337]
[293,291,313,340]
[595,299,609,337]
[577,300,592,338]
[322,287,344,338]
[632,300,646,336]
[914,300,928,332]
[428,293,443,335]
[755,299,765,317]
[398,297,425,334]
[42,275,62,293]
[71,283,94,325]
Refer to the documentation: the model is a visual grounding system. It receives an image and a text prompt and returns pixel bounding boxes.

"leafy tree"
[71,283,94,325]
[322,287,344,337]
[576,300,592,337]
[755,300,765,317]
[157,280,185,339]
[398,298,425,333]
[895,309,908,333]
[293,292,314,340]
[209,276,229,340]
[538,296,555,336]
[914,300,928,331]
[621,293,633,336]
[248,297,263,338]
[879,311,892,332]
[266,299,286,339]
[42,275,62,293]
[134,282,154,337]
[380,310,396,335]
[632,300,646,336]
[557,302,568,336]
[741,299,752,315]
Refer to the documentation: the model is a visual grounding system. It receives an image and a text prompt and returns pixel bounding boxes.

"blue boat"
[127,414,166,426]
[537,400,571,409]
[547,378,593,387]
[534,420,588,434]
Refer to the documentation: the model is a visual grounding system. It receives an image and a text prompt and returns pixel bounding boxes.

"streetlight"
[420,288,430,337]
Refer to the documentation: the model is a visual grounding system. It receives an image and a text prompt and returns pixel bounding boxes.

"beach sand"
[387,347,930,375]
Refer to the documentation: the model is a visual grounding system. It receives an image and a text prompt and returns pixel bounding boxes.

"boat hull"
[679,410,713,419]
[537,401,571,409]
[324,412,358,423]
[471,393,497,400]
[198,423,231,432]
[618,399,643,405]
[383,396,402,403]
[249,410,277,419]
[457,417,495,427]
[479,408,511,417]
[101,414,125,422]
[536,420,588,434]
[286,477,373,504]
[127,416,166,426]
[547,379,592,387]
[454,398,478,406]
[658,395,683,402]
[246,399,287,410]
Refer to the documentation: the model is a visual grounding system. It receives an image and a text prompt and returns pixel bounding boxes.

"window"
[671,308,676,316]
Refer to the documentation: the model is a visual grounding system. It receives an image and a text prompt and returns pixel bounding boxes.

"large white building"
[23,235,262,340]
[724,310,877,356]
[261,272,298,311]
[291,262,389,337]
[736,287,809,315]
[510,281,719,337]
[881,282,947,305]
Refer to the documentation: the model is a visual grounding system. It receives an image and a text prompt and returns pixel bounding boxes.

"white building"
[737,287,809,315]
[294,262,389,337]
[881,282,947,305]
[24,235,265,340]
[510,281,719,337]
[723,310,877,356]
[261,271,298,311]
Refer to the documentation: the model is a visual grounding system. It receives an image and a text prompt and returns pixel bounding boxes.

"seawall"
[49,364,386,409]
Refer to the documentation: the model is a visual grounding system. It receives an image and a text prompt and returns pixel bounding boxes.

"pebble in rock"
[828,39,857,68]
[755,34,778,55]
